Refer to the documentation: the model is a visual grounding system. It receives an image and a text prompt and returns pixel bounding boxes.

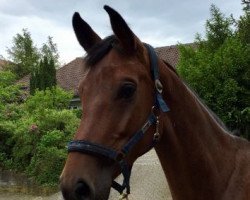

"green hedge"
[0,76,80,186]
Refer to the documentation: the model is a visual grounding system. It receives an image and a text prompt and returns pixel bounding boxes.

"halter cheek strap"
[67,44,170,197]
[144,44,170,113]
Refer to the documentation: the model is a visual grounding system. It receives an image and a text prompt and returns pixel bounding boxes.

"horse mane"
[162,60,230,133]
[162,60,179,77]
[85,35,118,66]
[183,81,230,132]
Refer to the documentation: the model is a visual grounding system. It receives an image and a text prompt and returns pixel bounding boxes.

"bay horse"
[60,5,250,200]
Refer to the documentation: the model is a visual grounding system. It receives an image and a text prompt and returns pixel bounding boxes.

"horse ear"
[104,5,138,54]
[72,12,101,52]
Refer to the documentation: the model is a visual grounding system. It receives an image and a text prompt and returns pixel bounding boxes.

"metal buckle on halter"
[151,106,161,142]
[153,116,161,142]
[155,79,163,94]
[119,193,129,200]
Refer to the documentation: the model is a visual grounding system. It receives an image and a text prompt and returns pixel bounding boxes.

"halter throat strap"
[67,44,169,196]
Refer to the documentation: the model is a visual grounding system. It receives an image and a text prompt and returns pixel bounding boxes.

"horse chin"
[94,187,111,200]
[93,176,112,200]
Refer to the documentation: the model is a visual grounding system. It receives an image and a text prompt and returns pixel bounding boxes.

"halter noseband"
[67,44,170,197]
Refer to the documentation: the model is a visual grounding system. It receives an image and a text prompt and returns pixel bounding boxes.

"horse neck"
[154,61,238,200]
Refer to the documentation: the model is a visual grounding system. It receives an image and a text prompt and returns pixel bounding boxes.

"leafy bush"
[0,121,16,168]
[0,84,80,185]
[27,130,69,185]
[0,70,16,87]
[0,71,25,104]
[0,71,23,168]
[25,87,73,112]
[10,116,38,170]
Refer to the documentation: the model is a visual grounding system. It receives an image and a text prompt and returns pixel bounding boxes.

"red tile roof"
[18,44,191,95]
[155,45,180,67]
[56,57,86,95]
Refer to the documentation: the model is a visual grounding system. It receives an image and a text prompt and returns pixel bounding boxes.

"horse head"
[60,5,168,200]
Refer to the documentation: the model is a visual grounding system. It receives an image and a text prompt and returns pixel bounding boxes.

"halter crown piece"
[67,44,170,198]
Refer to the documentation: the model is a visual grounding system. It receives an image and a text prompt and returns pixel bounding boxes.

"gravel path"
[0,150,172,200]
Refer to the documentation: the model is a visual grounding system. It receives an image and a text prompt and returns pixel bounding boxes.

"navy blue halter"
[67,44,169,197]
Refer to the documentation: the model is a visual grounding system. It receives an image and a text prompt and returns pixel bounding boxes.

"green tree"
[242,0,250,12]
[177,4,250,139]
[238,0,250,44]
[5,29,60,82]
[205,5,233,50]
[6,29,40,78]
[40,36,60,68]
[30,56,57,95]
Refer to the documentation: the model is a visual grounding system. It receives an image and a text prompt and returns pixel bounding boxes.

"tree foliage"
[6,29,40,78]
[40,36,60,68]
[177,5,250,139]
[238,0,250,44]
[0,71,25,165]
[30,56,57,95]
[6,29,60,79]
[0,71,24,105]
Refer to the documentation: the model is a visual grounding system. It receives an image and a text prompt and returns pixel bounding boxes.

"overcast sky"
[0,0,243,65]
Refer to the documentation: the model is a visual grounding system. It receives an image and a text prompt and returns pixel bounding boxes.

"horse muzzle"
[60,154,112,200]
[60,178,95,200]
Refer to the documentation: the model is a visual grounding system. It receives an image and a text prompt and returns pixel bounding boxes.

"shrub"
[0,85,80,186]
[27,130,68,185]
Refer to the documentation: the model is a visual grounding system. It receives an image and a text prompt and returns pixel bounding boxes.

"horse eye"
[118,83,136,100]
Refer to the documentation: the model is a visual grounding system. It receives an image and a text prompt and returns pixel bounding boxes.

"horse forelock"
[85,35,148,70]
[85,35,117,67]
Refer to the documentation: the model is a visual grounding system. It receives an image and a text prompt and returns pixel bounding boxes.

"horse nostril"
[75,180,92,199]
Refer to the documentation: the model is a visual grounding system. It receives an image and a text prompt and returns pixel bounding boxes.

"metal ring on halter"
[151,106,160,119]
